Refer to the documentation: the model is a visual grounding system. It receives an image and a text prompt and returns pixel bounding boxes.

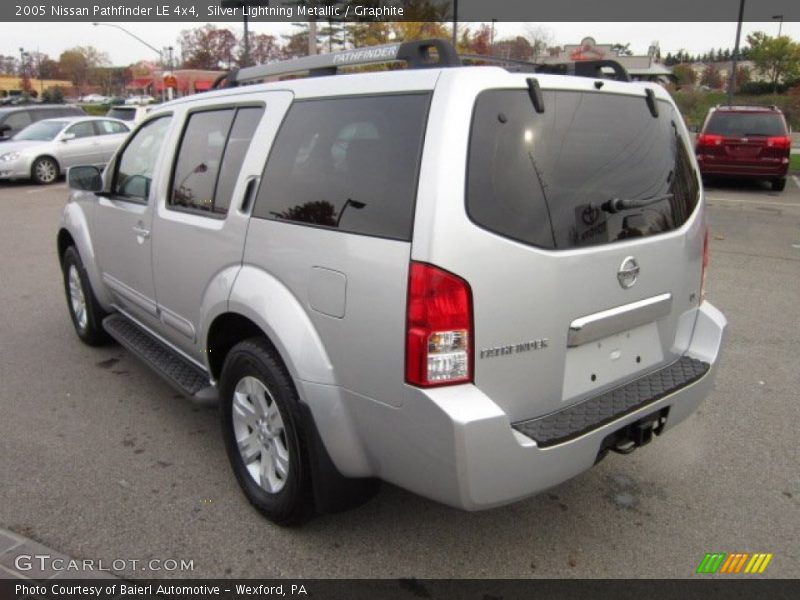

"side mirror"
[61,132,76,142]
[68,165,103,193]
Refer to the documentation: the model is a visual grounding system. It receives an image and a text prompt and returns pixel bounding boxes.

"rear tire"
[61,246,110,346]
[31,156,59,185]
[771,178,786,192]
[220,338,313,525]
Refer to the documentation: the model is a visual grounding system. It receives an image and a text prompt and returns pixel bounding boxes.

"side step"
[102,314,218,406]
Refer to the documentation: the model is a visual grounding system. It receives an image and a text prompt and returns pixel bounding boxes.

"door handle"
[239,176,259,214]
[132,225,150,239]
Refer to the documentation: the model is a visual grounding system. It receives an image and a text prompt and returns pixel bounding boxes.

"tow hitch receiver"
[597,408,669,459]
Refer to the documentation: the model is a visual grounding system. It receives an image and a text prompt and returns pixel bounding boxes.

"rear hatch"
[698,110,789,172]
[459,85,703,422]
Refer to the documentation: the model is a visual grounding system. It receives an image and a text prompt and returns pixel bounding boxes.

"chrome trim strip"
[567,293,673,347]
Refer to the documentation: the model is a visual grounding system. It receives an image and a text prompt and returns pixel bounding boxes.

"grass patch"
[790,154,800,174]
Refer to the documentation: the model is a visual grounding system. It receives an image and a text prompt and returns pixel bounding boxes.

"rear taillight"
[405,262,473,387]
[700,227,709,303]
[697,133,723,147]
[767,136,791,150]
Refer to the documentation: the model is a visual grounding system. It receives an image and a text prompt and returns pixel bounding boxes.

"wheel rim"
[35,160,56,183]
[68,265,88,331]
[232,376,289,494]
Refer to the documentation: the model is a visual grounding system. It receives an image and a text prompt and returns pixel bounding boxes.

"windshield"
[14,120,67,141]
[467,89,699,249]
[705,112,785,137]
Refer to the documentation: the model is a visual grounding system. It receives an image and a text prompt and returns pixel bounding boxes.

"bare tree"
[523,24,555,61]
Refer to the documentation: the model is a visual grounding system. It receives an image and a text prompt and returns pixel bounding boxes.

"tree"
[179,25,237,70]
[350,22,391,48]
[58,47,109,90]
[734,65,751,92]
[493,36,534,61]
[700,63,723,89]
[523,24,554,60]
[247,33,283,64]
[672,64,697,86]
[41,86,65,103]
[612,43,633,57]
[458,24,491,56]
[746,31,800,89]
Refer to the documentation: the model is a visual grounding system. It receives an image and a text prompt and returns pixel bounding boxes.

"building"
[127,66,224,98]
[539,37,673,83]
[0,75,74,99]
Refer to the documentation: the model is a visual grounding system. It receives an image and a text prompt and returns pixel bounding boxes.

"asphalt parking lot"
[0,177,798,579]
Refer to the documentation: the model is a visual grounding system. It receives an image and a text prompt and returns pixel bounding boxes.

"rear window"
[253,93,431,241]
[467,90,699,249]
[705,111,785,137]
[107,107,135,121]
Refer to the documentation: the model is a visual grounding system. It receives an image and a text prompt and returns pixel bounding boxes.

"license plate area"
[562,322,663,402]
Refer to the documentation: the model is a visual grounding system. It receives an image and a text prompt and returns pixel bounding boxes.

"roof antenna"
[527,78,545,113]
[645,88,659,118]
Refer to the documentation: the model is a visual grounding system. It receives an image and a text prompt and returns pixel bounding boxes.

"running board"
[102,314,218,406]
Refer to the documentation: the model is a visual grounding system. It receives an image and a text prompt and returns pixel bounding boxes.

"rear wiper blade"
[596,193,673,214]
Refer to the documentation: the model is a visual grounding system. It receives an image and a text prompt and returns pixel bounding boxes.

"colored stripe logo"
[697,552,773,574]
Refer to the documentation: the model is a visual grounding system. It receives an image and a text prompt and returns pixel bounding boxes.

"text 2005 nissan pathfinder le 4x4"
[58,40,726,524]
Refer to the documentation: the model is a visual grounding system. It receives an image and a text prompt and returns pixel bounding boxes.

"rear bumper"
[698,162,788,178]
[336,301,726,510]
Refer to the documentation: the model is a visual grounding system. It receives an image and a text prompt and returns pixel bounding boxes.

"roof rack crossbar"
[222,39,460,87]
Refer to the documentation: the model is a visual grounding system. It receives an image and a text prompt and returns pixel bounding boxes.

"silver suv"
[58,40,726,524]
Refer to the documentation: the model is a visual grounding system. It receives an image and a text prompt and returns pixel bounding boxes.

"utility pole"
[490,19,496,53]
[451,0,458,48]
[727,0,745,104]
[309,19,317,55]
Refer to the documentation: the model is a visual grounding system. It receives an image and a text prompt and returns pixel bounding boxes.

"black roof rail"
[534,60,630,82]
[211,39,631,90]
[215,38,461,88]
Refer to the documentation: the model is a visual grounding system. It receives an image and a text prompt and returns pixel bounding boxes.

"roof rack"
[218,39,460,87]
[213,39,631,89]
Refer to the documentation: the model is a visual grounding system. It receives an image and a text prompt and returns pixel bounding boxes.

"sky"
[1,21,798,65]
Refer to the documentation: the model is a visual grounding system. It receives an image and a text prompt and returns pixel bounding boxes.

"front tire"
[31,156,59,185]
[220,338,313,525]
[62,246,110,346]
[771,178,786,192]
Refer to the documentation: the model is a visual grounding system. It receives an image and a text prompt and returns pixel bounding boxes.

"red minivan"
[695,105,791,191]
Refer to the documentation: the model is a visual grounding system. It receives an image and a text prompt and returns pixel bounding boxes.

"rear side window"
[705,112,786,137]
[97,120,128,135]
[169,107,263,216]
[467,90,699,249]
[253,93,431,241]
[107,108,134,121]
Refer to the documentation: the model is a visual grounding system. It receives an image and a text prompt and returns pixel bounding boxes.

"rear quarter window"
[253,93,431,241]
[467,89,699,249]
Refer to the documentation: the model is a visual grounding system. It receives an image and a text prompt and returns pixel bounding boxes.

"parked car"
[106,105,152,124]
[0,116,129,184]
[59,40,726,524]
[696,104,792,191]
[81,94,110,104]
[125,95,156,105]
[0,105,86,142]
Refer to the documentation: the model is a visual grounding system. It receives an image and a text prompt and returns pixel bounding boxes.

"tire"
[31,156,59,185]
[61,246,110,346]
[220,338,313,525]
[771,178,786,192]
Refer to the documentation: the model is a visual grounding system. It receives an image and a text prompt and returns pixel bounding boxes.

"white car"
[0,116,130,184]
[81,94,110,104]
[125,95,156,105]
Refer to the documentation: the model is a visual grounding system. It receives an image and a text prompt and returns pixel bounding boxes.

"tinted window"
[107,107,135,121]
[253,94,430,241]
[214,107,264,214]
[467,90,699,249]
[4,111,31,131]
[705,112,785,137]
[114,116,172,201]
[66,121,96,139]
[169,109,235,214]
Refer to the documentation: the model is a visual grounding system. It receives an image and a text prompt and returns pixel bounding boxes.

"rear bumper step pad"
[103,314,211,399]
[512,356,710,448]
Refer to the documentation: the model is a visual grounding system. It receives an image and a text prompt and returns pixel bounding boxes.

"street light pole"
[490,19,497,53]
[772,14,784,38]
[727,0,745,104]
[92,23,163,64]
